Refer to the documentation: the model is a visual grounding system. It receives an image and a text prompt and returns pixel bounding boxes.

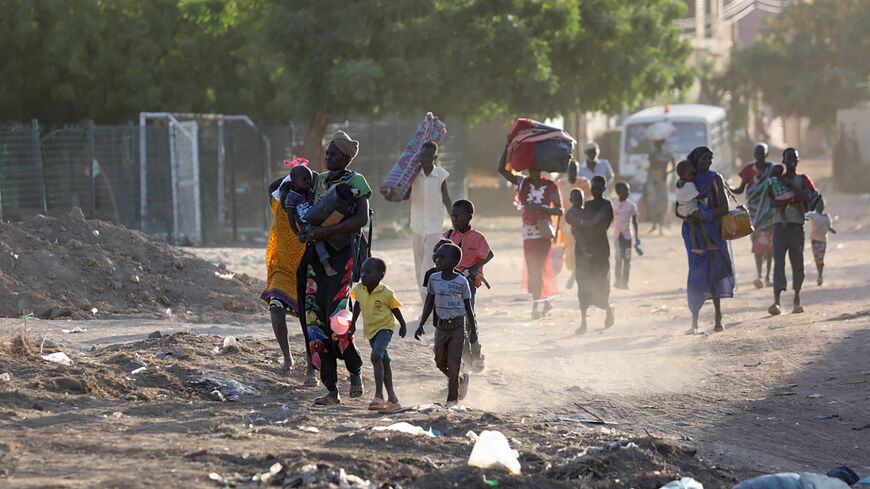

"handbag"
[721,205,753,240]
[537,217,556,241]
[718,177,753,240]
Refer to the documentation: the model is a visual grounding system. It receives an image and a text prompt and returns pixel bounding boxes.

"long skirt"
[522,238,559,301]
[575,244,610,309]
[261,198,306,313]
[683,219,734,313]
[296,243,362,389]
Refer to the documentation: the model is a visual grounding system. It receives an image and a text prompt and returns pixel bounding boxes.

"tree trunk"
[294,111,330,170]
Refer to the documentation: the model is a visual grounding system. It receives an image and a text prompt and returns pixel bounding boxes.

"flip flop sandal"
[349,385,364,398]
[368,398,386,410]
[379,401,401,412]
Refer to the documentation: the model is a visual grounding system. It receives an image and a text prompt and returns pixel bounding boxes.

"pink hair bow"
[284,157,309,167]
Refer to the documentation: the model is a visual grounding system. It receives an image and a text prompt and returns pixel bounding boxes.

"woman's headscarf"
[330,130,359,161]
[687,146,712,170]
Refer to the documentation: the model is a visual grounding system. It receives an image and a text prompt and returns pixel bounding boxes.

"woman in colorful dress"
[499,155,563,319]
[297,131,372,405]
[731,143,776,288]
[678,146,735,334]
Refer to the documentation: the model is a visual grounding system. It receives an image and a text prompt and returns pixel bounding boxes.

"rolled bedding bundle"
[504,118,576,173]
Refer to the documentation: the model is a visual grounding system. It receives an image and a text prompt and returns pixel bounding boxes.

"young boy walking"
[445,199,493,373]
[806,197,835,286]
[415,243,478,406]
[612,182,639,289]
[349,257,407,412]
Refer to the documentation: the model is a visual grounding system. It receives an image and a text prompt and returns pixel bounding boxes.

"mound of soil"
[0,209,266,321]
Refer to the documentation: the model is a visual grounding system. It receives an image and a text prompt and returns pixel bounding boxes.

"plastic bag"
[467,430,521,475]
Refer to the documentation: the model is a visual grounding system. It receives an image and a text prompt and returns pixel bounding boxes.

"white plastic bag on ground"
[372,422,434,437]
[467,430,521,475]
[660,477,703,489]
[42,352,72,366]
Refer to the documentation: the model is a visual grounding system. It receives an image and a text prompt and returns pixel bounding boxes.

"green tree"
[717,0,870,130]
[261,0,691,160]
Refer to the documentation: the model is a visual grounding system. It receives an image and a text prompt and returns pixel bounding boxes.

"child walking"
[284,165,337,276]
[612,182,639,289]
[445,199,493,373]
[415,243,478,406]
[675,160,718,254]
[349,257,407,412]
[806,197,836,286]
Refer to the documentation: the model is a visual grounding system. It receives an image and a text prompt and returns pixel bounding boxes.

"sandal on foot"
[380,401,401,412]
[768,304,782,316]
[685,326,699,335]
[303,373,319,387]
[753,278,764,289]
[368,398,386,410]
[314,394,340,405]
[349,384,364,398]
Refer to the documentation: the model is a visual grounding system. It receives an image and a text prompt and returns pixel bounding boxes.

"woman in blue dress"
[678,146,735,334]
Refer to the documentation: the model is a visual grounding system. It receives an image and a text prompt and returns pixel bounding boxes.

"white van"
[618,104,732,189]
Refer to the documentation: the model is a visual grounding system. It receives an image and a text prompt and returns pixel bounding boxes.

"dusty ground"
[0,160,868,488]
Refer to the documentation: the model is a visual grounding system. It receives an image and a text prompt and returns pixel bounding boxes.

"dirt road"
[1,162,868,487]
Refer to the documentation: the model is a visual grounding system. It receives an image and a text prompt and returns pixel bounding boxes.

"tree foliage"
[1,0,692,157]
[710,0,870,130]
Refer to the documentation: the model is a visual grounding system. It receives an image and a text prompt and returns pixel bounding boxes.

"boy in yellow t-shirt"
[349,257,407,412]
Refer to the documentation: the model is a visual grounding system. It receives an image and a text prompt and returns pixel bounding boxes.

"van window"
[625,122,707,154]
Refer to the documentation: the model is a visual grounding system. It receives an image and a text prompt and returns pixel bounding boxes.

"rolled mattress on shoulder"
[379,112,447,202]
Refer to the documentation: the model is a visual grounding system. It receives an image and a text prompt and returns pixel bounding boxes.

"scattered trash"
[466,430,479,442]
[214,271,235,280]
[484,477,500,487]
[130,274,140,284]
[297,425,320,433]
[41,352,73,366]
[467,430,521,475]
[857,476,870,487]
[131,359,147,368]
[807,393,822,398]
[218,336,244,353]
[147,330,162,339]
[90,307,98,315]
[659,477,703,489]
[734,472,851,489]
[131,367,147,375]
[101,411,123,421]
[190,376,259,402]
[422,456,441,469]
[0,373,10,382]
[61,326,87,334]
[372,422,436,437]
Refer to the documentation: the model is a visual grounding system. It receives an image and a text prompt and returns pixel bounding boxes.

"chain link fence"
[0,116,469,244]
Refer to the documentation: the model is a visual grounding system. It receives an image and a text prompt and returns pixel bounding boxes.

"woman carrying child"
[731,143,776,288]
[567,177,614,334]
[297,131,372,405]
[678,147,735,334]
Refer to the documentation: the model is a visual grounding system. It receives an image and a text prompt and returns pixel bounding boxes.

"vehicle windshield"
[624,122,708,154]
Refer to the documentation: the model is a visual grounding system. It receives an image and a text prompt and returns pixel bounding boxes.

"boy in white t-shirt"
[612,182,639,289]
[806,197,836,286]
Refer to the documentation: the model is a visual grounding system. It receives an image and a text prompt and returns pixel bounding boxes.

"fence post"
[168,121,178,245]
[262,125,271,231]
[87,121,96,218]
[128,121,136,228]
[217,119,225,237]
[229,130,238,241]
[32,119,48,214]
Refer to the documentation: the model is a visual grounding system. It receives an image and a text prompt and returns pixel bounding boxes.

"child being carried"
[675,160,719,255]
[283,165,337,276]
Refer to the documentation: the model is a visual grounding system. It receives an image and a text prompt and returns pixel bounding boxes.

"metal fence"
[0,115,468,244]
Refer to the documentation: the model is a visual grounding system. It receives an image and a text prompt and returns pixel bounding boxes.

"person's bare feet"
[304,364,319,387]
[314,391,340,405]
[753,278,764,289]
[604,306,614,329]
[575,322,587,335]
[541,301,553,317]
[768,303,782,315]
[279,356,294,376]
